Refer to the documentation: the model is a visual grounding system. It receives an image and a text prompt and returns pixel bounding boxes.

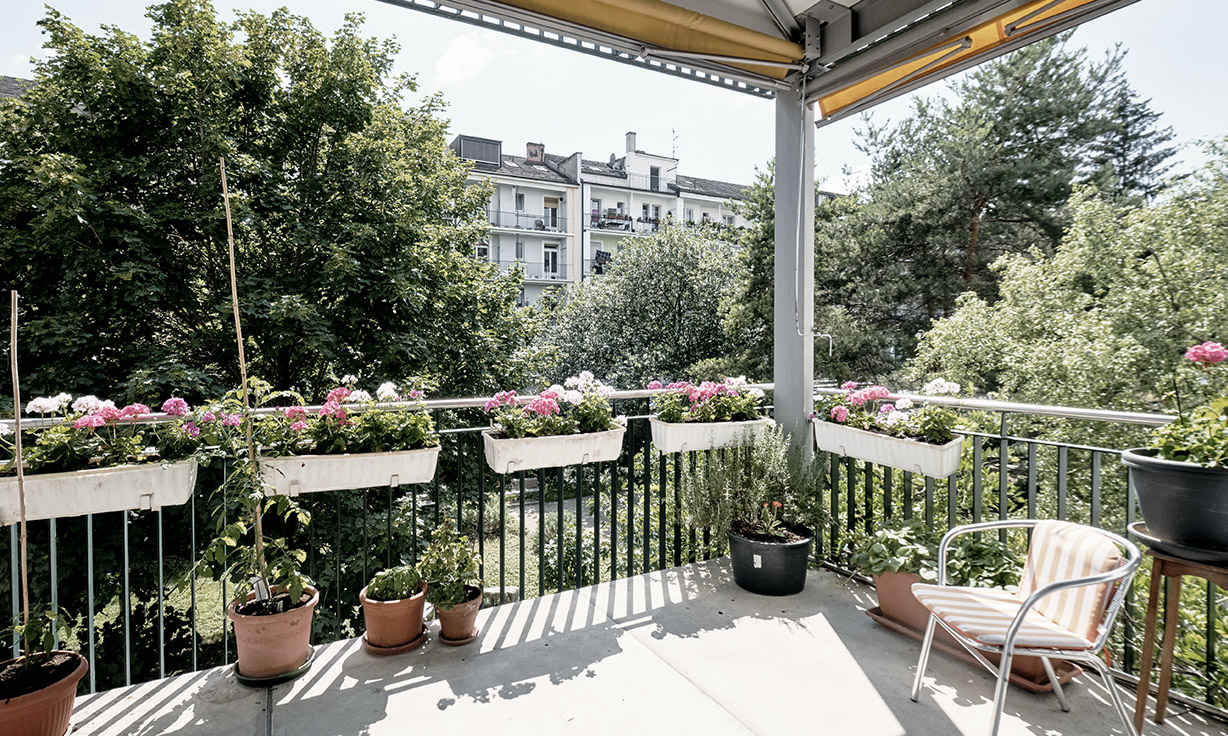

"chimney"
[626,131,636,153]
[525,141,545,164]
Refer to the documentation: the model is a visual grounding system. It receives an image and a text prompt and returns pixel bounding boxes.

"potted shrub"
[847,521,1079,691]
[812,378,964,477]
[681,425,815,596]
[0,393,202,524]
[257,378,440,495]
[196,386,318,684]
[1122,341,1228,553]
[360,565,427,655]
[481,372,625,474]
[647,376,771,453]
[417,521,482,646]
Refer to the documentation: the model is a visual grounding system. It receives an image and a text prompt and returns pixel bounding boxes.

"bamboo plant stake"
[219,157,267,586]
[9,290,30,656]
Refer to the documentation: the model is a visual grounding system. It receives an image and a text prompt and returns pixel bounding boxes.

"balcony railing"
[5,387,1225,723]
[588,213,662,234]
[487,210,566,232]
[491,258,569,281]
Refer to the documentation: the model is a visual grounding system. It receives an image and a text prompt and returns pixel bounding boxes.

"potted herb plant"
[417,521,482,646]
[481,372,625,474]
[0,394,202,524]
[1122,341,1228,553]
[257,378,440,496]
[848,520,1078,692]
[812,378,964,477]
[1,291,89,736]
[681,425,815,596]
[360,565,427,655]
[647,376,772,453]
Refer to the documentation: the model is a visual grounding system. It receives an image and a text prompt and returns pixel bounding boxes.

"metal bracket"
[389,474,399,488]
[140,493,155,512]
[288,480,301,498]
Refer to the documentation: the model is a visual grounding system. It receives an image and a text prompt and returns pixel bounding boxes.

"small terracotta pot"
[436,586,482,645]
[228,585,319,679]
[360,582,427,651]
[0,651,88,736]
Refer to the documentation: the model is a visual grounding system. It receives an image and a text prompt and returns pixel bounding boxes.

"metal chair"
[909,519,1141,736]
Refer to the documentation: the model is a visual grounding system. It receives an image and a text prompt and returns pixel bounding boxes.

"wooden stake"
[219,158,266,581]
[9,290,29,656]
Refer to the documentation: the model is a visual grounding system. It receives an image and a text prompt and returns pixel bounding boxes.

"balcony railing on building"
[487,209,566,232]
[491,258,569,281]
[589,212,662,234]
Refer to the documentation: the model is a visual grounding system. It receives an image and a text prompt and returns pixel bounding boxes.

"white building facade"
[450,132,752,303]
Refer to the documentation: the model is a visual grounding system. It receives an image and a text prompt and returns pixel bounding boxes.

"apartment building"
[450,131,753,303]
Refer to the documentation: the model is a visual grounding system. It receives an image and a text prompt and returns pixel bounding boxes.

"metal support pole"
[773,76,815,457]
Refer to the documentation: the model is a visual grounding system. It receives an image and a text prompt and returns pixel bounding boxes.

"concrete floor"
[72,559,1228,736]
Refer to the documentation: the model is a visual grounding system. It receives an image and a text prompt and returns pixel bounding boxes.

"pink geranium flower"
[181,422,200,438]
[290,420,308,431]
[1186,341,1228,366]
[74,414,106,429]
[830,406,849,423]
[161,397,190,417]
[223,413,241,427]
[647,380,662,390]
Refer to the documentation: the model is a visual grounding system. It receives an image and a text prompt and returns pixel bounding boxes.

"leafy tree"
[0,0,528,402]
[534,225,746,387]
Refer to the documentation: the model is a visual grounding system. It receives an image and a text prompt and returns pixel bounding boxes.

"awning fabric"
[816,0,1101,118]
[496,0,804,79]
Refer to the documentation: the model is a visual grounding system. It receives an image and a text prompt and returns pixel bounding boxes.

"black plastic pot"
[1122,448,1228,553]
[727,528,813,596]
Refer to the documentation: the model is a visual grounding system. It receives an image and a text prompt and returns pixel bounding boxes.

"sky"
[2,0,1224,191]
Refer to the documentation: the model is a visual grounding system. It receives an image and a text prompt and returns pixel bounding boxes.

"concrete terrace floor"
[73,559,1228,736]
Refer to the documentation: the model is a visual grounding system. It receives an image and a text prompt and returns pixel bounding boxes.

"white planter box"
[260,446,441,496]
[813,421,964,478]
[649,416,773,453]
[0,460,199,525]
[482,427,626,474]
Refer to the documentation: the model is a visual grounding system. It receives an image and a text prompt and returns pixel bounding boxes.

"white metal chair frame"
[909,519,1142,736]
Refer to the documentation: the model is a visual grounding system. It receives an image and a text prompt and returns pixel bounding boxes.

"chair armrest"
[935,520,1041,586]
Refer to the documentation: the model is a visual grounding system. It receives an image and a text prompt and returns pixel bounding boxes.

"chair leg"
[1087,655,1139,736]
[911,614,938,702]
[1041,657,1070,712]
[987,649,1014,736]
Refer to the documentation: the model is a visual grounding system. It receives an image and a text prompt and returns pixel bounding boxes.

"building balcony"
[8,389,1228,736]
[487,210,566,233]
[588,213,663,235]
[491,258,569,282]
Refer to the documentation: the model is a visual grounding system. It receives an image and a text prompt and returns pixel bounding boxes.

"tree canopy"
[0,0,528,403]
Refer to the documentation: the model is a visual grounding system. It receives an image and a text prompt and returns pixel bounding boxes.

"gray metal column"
[773,78,815,454]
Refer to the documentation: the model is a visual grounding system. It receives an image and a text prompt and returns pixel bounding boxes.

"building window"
[616,201,625,214]
[650,166,660,191]
[642,204,650,220]
[685,208,694,222]
[723,215,734,226]
[543,197,559,229]
[701,212,711,223]
[515,193,524,211]
[590,198,601,224]
[652,205,661,220]
[474,243,489,259]
[515,240,525,260]
[543,244,559,277]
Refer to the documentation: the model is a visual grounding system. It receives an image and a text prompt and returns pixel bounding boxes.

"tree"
[0,0,528,402]
[534,225,746,387]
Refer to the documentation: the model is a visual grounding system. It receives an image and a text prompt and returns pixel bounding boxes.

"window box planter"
[1121,448,1228,553]
[0,459,199,525]
[649,416,773,454]
[259,446,441,496]
[813,421,963,477]
[482,426,625,474]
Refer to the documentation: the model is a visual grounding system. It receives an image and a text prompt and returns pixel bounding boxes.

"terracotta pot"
[360,582,427,650]
[436,586,482,645]
[870,572,1080,692]
[227,585,318,679]
[0,651,87,736]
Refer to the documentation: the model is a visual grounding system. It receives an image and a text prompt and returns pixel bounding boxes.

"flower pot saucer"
[362,625,428,656]
[1128,522,1228,564]
[438,627,479,647]
[233,647,315,688]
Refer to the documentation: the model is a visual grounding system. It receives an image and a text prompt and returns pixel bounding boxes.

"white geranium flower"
[26,396,63,414]
[548,384,565,396]
[880,410,906,427]
[563,390,583,405]
[894,397,914,410]
[341,374,359,386]
[564,376,580,388]
[347,390,373,403]
[376,382,399,402]
[748,387,765,398]
[578,371,594,383]
[922,378,960,396]
[0,423,12,436]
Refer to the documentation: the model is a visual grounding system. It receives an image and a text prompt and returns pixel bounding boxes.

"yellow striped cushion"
[1018,521,1121,644]
[911,584,1095,649]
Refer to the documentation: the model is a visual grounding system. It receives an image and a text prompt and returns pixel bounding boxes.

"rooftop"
[0,75,31,101]
[70,558,1228,736]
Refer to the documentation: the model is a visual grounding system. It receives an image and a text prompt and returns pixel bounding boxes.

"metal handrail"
[1,382,1174,430]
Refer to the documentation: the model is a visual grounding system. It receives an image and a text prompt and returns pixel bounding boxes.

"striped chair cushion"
[911,584,1094,650]
[1018,521,1122,644]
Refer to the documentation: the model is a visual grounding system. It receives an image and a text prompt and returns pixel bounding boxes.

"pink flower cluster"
[484,390,520,412]
[830,405,849,423]
[320,400,348,424]
[161,397,190,417]
[525,395,560,417]
[847,385,890,407]
[1186,341,1228,367]
[326,387,351,404]
[73,402,150,430]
